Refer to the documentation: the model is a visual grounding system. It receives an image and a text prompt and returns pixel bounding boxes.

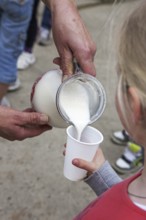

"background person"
[16,0,40,72]
[38,5,52,46]
[0,0,33,105]
[111,129,143,174]
[17,2,52,72]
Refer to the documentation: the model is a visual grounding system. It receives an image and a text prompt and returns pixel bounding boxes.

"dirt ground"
[0,0,139,219]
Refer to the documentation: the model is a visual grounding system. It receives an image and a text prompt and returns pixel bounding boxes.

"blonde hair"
[118,0,146,124]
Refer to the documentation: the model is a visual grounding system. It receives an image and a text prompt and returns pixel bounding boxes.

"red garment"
[74,171,146,220]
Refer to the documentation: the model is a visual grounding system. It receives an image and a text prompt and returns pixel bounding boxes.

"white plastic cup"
[64,125,103,181]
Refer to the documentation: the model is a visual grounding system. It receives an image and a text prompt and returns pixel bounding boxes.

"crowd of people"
[0,0,146,219]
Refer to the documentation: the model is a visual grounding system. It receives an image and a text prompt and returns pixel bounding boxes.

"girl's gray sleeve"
[84,161,122,196]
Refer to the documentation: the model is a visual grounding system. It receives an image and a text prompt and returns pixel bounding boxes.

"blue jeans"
[0,0,33,84]
[41,6,52,30]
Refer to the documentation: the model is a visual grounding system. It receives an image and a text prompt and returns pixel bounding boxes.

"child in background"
[72,1,146,219]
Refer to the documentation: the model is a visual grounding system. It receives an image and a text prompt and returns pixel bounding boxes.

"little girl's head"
[116,0,146,144]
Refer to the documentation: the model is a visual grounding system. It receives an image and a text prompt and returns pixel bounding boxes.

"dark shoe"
[111,130,130,145]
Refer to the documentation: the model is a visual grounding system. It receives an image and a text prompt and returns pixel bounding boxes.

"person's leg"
[17,0,39,71]
[113,142,143,174]
[0,0,33,102]
[38,6,52,46]
[41,6,52,30]
[111,129,143,174]
[0,11,9,98]
[111,129,130,145]
[25,0,40,52]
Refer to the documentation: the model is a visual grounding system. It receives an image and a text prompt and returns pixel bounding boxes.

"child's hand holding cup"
[64,125,104,181]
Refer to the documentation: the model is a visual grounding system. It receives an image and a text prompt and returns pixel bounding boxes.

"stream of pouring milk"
[59,81,90,140]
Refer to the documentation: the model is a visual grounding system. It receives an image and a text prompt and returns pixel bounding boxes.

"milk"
[59,81,90,140]
[32,70,106,132]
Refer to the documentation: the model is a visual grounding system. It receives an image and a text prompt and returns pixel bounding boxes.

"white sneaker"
[8,78,21,92]
[38,27,51,46]
[113,142,143,174]
[17,52,36,70]
[0,97,11,107]
[111,130,130,145]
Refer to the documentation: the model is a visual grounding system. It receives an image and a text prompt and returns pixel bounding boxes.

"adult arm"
[42,0,96,77]
[0,106,51,141]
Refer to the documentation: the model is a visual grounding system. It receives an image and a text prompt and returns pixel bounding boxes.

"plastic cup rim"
[66,125,103,145]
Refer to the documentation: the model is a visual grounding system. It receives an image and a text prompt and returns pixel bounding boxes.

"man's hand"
[0,106,52,141]
[43,0,96,77]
